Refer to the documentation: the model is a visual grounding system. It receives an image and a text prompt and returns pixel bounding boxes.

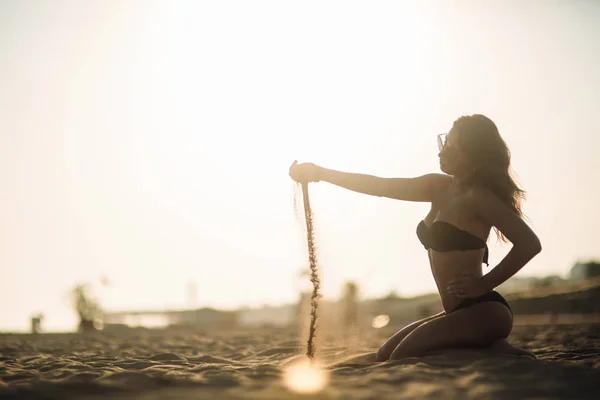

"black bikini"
[417,220,512,315]
[417,220,489,265]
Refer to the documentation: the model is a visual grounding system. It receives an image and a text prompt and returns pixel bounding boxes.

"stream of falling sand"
[282,182,330,395]
[299,182,320,360]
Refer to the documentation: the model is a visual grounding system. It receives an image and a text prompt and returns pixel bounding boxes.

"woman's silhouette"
[289,114,541,359]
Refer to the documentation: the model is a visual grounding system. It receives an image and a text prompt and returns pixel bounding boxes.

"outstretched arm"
[318,167,451,202]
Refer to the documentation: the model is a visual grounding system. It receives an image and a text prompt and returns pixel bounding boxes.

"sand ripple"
[0,323,599,399]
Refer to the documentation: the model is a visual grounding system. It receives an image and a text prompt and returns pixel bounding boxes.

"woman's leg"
[390,301,512,359]
[376,311,445,361]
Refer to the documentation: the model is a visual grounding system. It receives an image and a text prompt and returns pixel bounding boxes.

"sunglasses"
[437,133,447,152]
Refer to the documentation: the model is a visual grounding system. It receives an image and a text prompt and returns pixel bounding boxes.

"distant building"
[238,305,296,327]
[30,313,43,334]
[103,307,238,329]
[570,261,600,281]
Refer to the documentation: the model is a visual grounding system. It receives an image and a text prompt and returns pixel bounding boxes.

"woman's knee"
[376,346,391,362]
[377,329,425,361]
[376,314,444,362]
[376,329,413,361]
[389,340,428,360]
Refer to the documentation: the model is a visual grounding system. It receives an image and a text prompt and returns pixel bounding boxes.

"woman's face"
[438,130,464,175]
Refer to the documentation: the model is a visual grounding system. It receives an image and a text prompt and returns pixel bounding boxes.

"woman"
[288,114,541,360]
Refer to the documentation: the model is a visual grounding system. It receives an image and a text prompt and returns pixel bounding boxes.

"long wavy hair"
[453,114,526,242]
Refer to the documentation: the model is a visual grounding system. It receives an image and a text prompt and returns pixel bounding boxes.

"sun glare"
[372,314,390,329]
[283,358,329,394]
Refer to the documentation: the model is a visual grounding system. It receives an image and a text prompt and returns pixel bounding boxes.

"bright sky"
[1,0,599,332]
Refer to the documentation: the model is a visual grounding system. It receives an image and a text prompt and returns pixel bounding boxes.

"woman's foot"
[488,339,536,358]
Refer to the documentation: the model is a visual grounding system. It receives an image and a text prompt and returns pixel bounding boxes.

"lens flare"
[372,314,390,328]
[283,358,329,394]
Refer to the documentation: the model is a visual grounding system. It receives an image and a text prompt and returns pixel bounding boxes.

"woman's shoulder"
[425,173,453,193]
[462,184,503,210]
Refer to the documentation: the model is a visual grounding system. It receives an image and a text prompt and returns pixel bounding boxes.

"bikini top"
[417,220,489,266]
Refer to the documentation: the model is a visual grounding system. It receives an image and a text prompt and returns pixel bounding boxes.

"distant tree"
[587,262,600,278]
[341,281,359,325]
[68,283,103,333]
[383,289,402,301]
[341,281,360,345]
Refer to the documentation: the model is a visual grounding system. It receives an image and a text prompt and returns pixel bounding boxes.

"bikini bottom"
[450,290,512,315]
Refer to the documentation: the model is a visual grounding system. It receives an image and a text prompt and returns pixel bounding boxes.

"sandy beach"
[1,319,599,400]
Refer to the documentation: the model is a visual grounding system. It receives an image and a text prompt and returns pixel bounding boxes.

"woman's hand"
[289,160,323,183]
[447,271,489,299]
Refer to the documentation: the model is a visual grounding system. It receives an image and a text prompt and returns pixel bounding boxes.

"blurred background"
[0,0,599,333]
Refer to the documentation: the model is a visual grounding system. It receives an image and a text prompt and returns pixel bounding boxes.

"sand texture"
[1,322,599,400]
